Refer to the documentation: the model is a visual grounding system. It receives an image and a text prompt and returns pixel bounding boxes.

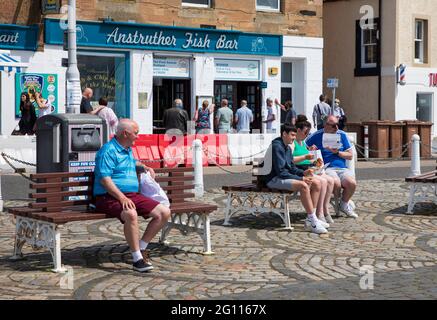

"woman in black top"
[18,93,37,135]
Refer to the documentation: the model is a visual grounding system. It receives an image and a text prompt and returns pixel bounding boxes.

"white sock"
[132,250,143,263]
[308,213,318,223]
[139,240,148,251]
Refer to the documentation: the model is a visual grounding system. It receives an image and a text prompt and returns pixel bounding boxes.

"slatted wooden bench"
[222,157,300,230]
[405,169,437,214]
[7,167,217,272]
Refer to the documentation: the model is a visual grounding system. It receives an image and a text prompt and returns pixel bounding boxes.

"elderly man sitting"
[306,115,357,218]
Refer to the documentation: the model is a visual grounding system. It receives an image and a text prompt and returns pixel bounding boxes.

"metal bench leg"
[407,184,418,214]
[283,195,293,231]
[223,192,233,226]
[51,228,67,273]
[10,216,27,261]
[159,222,172,246]
[201,214,214,255]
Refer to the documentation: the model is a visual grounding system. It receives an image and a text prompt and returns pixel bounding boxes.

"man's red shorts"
[95,192,160,224]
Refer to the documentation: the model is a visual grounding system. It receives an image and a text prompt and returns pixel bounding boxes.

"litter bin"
[402,120,420,158]
[36,114,108,173]
[418,121,433,158]
[362,120,390,158]
[388,121,404,158]
[344,122,364,158]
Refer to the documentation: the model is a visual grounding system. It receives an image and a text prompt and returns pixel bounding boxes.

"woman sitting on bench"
[291,116,335,225]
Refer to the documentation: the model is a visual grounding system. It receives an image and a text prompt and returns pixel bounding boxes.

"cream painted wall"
[398,0,437,68]
[323,0,380,122]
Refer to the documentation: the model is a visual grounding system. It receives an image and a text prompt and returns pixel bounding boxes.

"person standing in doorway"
[194,100,214,134]
[215,99,234,133]
[312,94,331,130]
[263,98,277,133]
[234,100,253,133]
[163,98,189,135]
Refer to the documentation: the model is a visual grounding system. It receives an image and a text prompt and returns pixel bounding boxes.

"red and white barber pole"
[397,64,406,86]
[364,125,369,159]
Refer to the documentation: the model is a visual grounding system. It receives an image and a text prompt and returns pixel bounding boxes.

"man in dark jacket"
[263,124,328,234]
[163,99,189,135]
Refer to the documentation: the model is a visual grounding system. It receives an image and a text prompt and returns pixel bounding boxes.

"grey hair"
[116,119,136,136]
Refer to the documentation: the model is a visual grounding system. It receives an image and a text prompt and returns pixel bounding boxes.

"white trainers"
[305,218,328,234]
[317,216,330,229]
[340,201,358,218]
[325,214,334,224]
[349,200,356,210]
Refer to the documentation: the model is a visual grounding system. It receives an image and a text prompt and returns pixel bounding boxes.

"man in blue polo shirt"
[306,115,357,218]
[94,119,171,272]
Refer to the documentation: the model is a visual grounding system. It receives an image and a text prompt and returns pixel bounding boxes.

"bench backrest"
[28,167,195,212]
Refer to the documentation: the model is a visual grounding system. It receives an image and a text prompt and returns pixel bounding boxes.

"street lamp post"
[66,0,81,114]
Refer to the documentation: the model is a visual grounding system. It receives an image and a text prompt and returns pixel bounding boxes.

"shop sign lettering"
[0,32,19,44]
[429,73,437,87]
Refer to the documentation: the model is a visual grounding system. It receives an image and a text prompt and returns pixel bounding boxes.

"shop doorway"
[416,93,433,122]
[214,81,261,132]
[153,78,191,130]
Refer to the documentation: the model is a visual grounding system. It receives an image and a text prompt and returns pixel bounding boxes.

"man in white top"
[96,97,119,136]
[234,100,253,133]
[263,97,277,133]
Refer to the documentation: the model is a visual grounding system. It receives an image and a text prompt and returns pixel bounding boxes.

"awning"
[0,52,28,73]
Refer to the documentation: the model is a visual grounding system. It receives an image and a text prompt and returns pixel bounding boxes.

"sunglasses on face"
[326,123,338,129]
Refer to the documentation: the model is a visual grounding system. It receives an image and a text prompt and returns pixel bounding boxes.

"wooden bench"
[405,169,437,214]
[7,167,217,272]
[221,150,348,229]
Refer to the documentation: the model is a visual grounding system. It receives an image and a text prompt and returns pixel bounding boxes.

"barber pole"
[364,125,369,159]
[397,64,406,86]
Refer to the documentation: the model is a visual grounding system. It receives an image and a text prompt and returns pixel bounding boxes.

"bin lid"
[362,120,392,126]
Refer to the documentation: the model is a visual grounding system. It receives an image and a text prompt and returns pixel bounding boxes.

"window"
[416,93,433,122]
[355,19,379,77]
[281,62,293,121]
[182,0,210,7]
[415,19,428,64]
[256,0,280,12]
[78,52,128,119]
[361,24,378,68]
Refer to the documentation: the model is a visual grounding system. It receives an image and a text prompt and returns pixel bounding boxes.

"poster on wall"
[15,73,58,117]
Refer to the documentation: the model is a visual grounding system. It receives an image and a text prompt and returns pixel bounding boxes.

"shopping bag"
[139,172,170,207]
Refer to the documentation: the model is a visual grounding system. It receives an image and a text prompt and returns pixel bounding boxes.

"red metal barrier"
[216,134,230,165]
[133,134,162,168]
[158,134,185,168]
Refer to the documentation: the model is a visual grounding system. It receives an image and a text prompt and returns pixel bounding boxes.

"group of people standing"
[16,91,53,135]
[312,94,346,130]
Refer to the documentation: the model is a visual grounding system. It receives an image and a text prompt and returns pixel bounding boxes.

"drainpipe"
[378,0,382,120]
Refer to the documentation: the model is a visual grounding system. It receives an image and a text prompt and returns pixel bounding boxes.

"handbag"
[71,127,101,151]
[140,172,170,207]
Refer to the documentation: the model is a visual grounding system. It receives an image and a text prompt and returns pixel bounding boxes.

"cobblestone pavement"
[0,179,436,300]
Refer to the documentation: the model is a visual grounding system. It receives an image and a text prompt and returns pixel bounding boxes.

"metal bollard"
[364,125,369,159]
[193,139,204,198]
[409,134,421,177]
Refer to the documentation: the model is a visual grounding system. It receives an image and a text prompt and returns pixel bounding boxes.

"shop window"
[78,53,128,119]
[281,61,293,103]
[355,19,379,77]
[256,0,280,12]
[182,0,210,7]
[415,19,428,64]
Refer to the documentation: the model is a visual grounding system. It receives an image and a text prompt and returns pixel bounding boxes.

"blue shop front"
[44,19,283,134]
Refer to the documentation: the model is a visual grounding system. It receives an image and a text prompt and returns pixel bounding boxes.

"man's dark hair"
[281,124,297,135]
[99,97,108,106]
[319,94,325,102]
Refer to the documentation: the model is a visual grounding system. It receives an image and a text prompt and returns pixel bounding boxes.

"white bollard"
[409,134,421,177]
[193,139,204,198]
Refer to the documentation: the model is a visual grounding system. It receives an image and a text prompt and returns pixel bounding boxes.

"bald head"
[116,119,138,136]
[83,88,93,99]
[173,99,183,109]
